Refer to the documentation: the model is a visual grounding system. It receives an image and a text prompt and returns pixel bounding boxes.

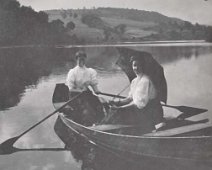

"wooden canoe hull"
[59,114,212,161]
[52,83,212,161]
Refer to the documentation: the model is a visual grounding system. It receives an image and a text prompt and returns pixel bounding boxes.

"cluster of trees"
[81,13,105,29]
[0,0,78,45]
[146,20,212,41]
[60,9,78,19]
[81,12,127,41]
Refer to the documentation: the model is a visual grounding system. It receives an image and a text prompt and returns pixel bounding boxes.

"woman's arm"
[65,69,75,90]
[110,100,137,113]
[118,97,132,106]
[89,68,100,94]
[119,101,137,109]
[109,97,132,106]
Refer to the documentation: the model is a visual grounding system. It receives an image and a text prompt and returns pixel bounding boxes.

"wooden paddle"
[0,92,83,155]
[98,92,126,99]
[98,92,208,115]
[0,147,68,155]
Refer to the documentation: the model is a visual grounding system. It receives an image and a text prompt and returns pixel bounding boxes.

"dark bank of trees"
[145,20,212,41]
[0,0,78,46]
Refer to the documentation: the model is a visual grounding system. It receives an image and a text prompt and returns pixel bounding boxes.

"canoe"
[58,113,212,161]
[53,84,212,162]
[53,47,212,161]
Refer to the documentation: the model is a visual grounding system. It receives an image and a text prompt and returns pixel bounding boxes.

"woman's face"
[132,60,143,75]
[77,56,86,67]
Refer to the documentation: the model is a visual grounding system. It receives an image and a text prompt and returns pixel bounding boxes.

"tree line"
[0,0,79,46]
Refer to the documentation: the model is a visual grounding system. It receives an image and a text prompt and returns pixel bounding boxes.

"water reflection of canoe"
[53,84,212,162]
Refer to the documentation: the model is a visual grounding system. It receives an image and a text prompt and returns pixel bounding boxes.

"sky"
[18,0,212,25]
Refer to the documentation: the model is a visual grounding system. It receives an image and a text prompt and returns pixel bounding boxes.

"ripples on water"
[0,43,212,170]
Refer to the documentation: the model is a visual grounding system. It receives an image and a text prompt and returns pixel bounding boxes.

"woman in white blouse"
[65,51,104,125]
[110,55,164,132]
[66,51,100,94]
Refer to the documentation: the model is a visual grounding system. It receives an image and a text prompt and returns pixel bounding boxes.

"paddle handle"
[99,92,175,108]
[99,93,176,108]
[18,92,82,138]
[99,92,126,99]
[98,92,207,115]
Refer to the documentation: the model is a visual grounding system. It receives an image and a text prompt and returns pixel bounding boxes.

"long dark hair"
[130,51,149,73]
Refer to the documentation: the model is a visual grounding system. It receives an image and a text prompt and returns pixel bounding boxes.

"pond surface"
[0,42,212,170]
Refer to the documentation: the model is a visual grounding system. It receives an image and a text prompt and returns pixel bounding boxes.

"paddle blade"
[0,136,19,155]
[177,106,208,119]
[52,83,69,103]
[177,106,208,114]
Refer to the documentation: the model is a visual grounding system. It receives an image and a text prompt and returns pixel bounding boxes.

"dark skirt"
[65,90,105,126]
[105,99,164,134]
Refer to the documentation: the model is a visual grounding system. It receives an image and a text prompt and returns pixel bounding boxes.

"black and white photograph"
[1,0,212,170]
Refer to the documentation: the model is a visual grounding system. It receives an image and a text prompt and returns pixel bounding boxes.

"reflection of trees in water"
[150,46,197,64]
[85,47,119,70]
[85,45,212,71]
[1,45,211,110]
[0,48,75,110]
[129,46,212,65]
[0,46,119,110]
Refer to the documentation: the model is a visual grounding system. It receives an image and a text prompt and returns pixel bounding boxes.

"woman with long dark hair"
[109,54,164,133]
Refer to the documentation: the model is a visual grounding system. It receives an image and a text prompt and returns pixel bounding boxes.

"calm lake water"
[0,42,212,170]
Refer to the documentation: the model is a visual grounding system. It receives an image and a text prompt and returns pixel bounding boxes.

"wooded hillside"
[45,7,212,43]
[0,0,79,46]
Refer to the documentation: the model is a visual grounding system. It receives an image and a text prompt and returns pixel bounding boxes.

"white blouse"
[128,75,157,109]
[66,66,98,91]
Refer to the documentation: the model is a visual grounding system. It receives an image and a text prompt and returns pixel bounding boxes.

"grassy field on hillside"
[102,17,156,38]
[101,17,155,28]
[46,10,157,43]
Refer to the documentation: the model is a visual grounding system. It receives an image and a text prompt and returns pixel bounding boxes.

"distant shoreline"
[1,40,212,49]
